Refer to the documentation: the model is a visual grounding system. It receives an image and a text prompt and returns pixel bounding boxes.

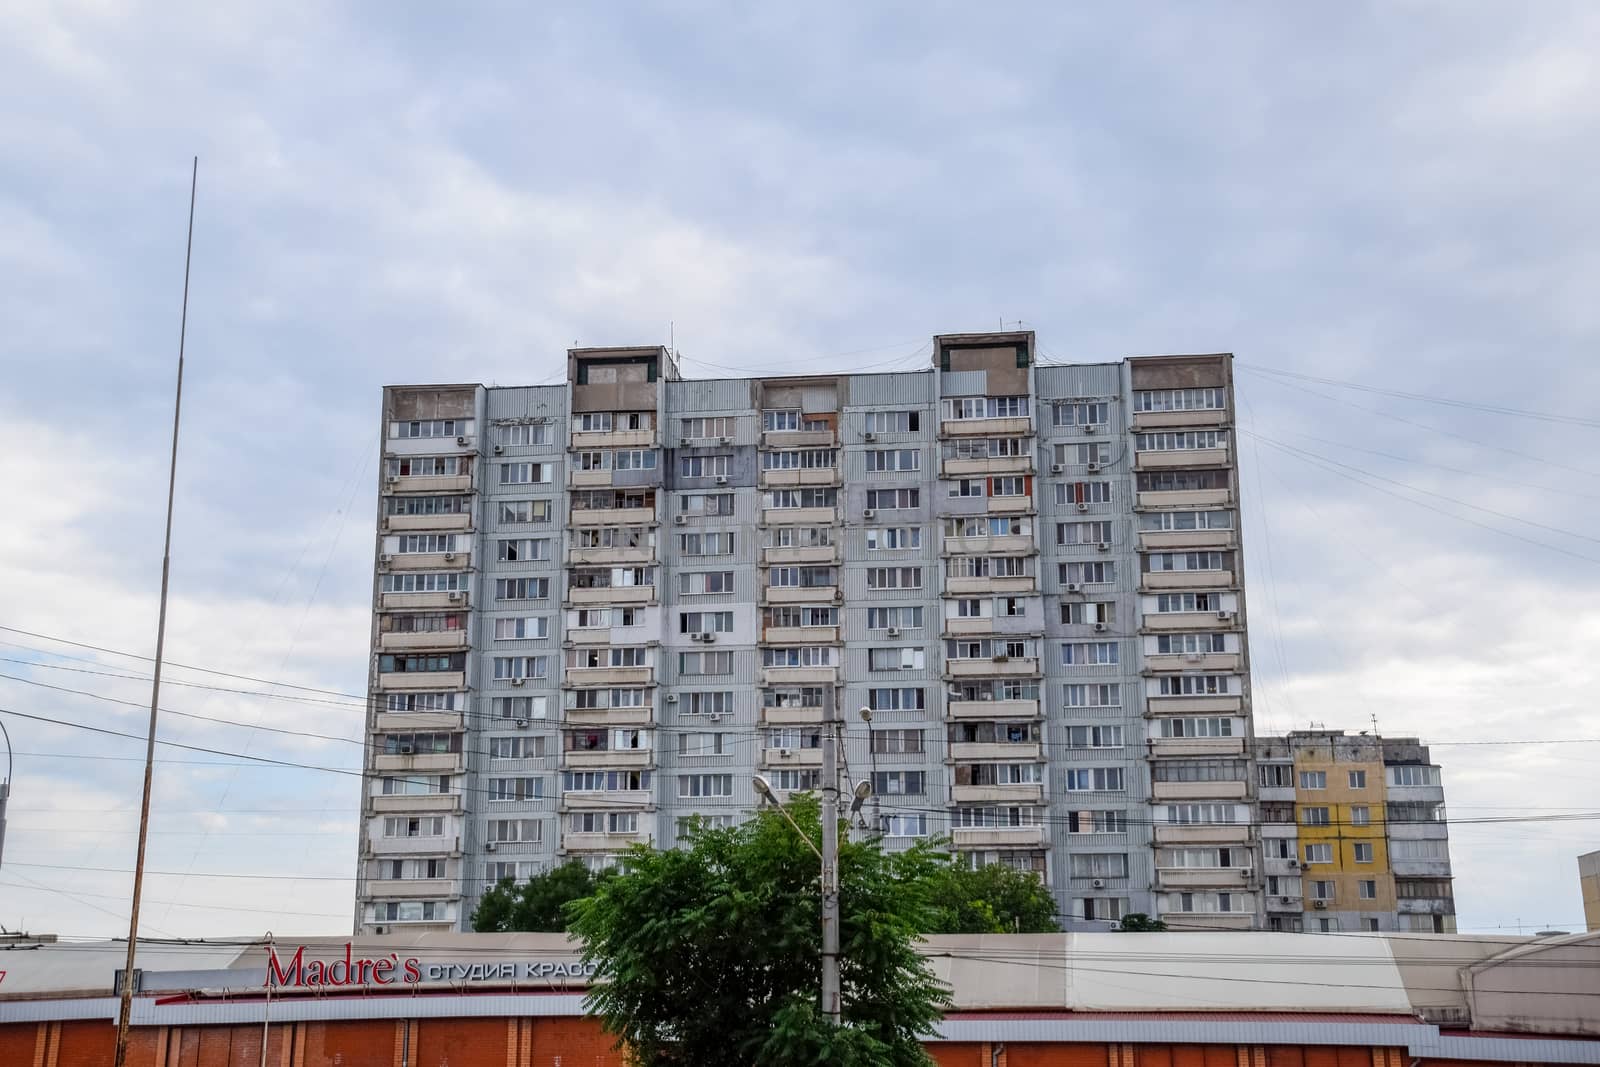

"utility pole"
[819,686,841,1025]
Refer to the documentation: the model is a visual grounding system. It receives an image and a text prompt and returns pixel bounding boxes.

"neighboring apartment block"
[1257,730,1456,933]
[1580,850,1600,933]
[354,332,1265,932]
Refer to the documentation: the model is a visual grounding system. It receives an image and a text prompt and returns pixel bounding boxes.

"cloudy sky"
[2,1,1597,939]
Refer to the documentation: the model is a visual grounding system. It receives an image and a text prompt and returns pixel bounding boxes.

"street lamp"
[0,717,12,868]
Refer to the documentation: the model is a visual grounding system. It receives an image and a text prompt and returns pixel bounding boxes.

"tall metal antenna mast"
[113,156,198,1067]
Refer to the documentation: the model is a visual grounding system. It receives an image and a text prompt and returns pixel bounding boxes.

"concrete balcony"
[763,586,840,606]
[943,617,995,636]
[1140,612,1235,632]
[1151,780,1248,802]
[952,783,1044,805]
[1135,448,1230,471]
[759,467,840,489]
[951,825,1048,849]
[373,752,464,774]
[1265,895,1304,913]
[386,474,473,494]
[561,790,654,812]
[1160,911,1252,931]
[568,545,656,566]
[564,666,653,687]
[1137,489,1231,509]
[763,506,837,526]
[1258,785,1296,803]
[562,829,653,852]
[762,665,838,685]
[1144,652,1239,672]
[762,706,826,725]
[945,576,1036,597]
[387,551,470,572]
[568,585,656,606]
[1153,824,1251,845]
[1131,409,1229,430]
[377,671,466,692]
[942,456,1033,477]
[1145,695,1242,715]
[368,793,464,816]
[367,834,459,857]
[942,534,1035,556]
[1397,897,1455,916]
[948,699,1039,720]
[568,469,615,489]
[763,544,840,566]
[361,878,454,900]
[385,512,472,532]
[564,705,654,727]
[1139,530,1236,551]
[946,657,1039,678]
[570,429,655,450]
[1157,866,1253,890]
[382,591,468,611]
[1141,570,1234,591]
[570,506,656,527]
[941,416,1032,438]
[562,748,653,770]
[950,741,1043,761]
[1147,737,1246,759]
[373,711,463,733]
[763,625,839,644]
[566,627,616,646]
[762,429,836,449]
[986,496,1034,515]
[379,630,468,652]
[761,747,824,768]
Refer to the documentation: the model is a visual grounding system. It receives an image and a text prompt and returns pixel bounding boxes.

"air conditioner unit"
[1184,652,1202,663]
[1082,424,1099,435]
[832,589,843,603]
[674,515,688,525]
[886,627,901,638]
[1066,582,1082,593]
[707,712,726,722]
[719,437,732,445]
[698,632,716,643]
[680,437,693,446]
[448,591,464,601]
[715,475,729,485]
[1076,502,1089,512]
[1093,623,1107,633]
[1086,462,1103,473]
[1096,541,1111,552]
[397,743,415,755]
[385,474,399,484]
[862,509,876,520]
[992,653,1010,663]
[776,749,795,759]
[1091,878,1106,889]
[1312,900,1327,910]
[372,925,387,934]
[493,444,504,455]
[863,431,877,442]
[1216,609,1233,620]
[514,718,530,728]
[456,435,468,446]
[485,841,497,852]
[1049,463,1064,474]
[664,694,678,703]
[510,677,525,687]
[443,551,456,561]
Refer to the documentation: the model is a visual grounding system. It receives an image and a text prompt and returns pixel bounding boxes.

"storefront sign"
[265,943,597,988]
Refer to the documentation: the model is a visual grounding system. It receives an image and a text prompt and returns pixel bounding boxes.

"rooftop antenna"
[113,156,198,1067]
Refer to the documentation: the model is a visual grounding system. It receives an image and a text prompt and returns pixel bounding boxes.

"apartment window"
[613,450,657,470]
[1152,759,1246,784]
[1052,400,1109,428]
[1138,510,1234,532]
[1133,388,1225,412]
[1138,470,1230,493]
[492,656,548,680]
[564,770,650,792]
[865,487,920,511]
[941,396,1028,420]
[948,478,986,499]
[1055,481,1113,506]
[678,732,727,756]
[487,818,542,844]
[1061,642,1118,666]
[768,565,836,589]
[765,728,823,751]
[678,651,734,675]
[765,488,838,510]
[497,538,550,562]
[680,416,733,440]
[989,475,1027,497]
[1070,854,1129,878]
[1155,675,1234,696]
[379,774,449,795]
[392,418,468,439]
[1063,683,1120,708]
[1389,766,1440,787]
[944,437,1027,460]
[1347,769,1368,789]
[499,500,552,523]
[1388,801,1447,823]
[866,606,924,630]
[679,493,735,516]
[1301,806,1330,826]
[1391,839,1448,860]
[680,454,732,478]
[870,729,925,755]
[679,611,734,634]
[766,606,838,629]
[870,771,926,795]
[488,777,544,802]
[387,456,467,477]
[1152,592,1225,613]
[680,532,735,556]
[1157,717,1235,738]
[868,647,925,671]
[1064,768,1124,792]
[866,567,922,590]
[566,646,650,669]
[761,646,837,667]
[880,813,929,838]
[1310,880,1335,900]
[866,687,925,711]
[1299,770,1327,790]
[1259,764,1293,787]
[491,696,548,721]
[393,535,457,558]
[1058,521,1113,547]
[679,571,736,595]
[1062,561,1116,585]
[379,653,466,674]
[684,691,734,716]
[678,774,733,798]
[676,814,736,836]
[767,525,833,549]
[863,410,921,434]
[1358,879,1378,900]
[384,612,465,634]
[764,448,837,471]
[495,577,550,601]
[1135,430,1226,452]
[569,812,639,834]
[381,572,467,593]
[493,617,549,640]
[865,527,921,550]
[1164,803,1238,825]
[499,423,549,446]
[385,692,462,712]
[1354,842,1375,864]
[1147,551,1228,573]
[1350,805,1371,826]
[1304,843,1333,864]
[499,462,551,484]
[488,737,544,760]
[387,495,468,517]
[1066,725,1124,748]
[1067,810,1127,833]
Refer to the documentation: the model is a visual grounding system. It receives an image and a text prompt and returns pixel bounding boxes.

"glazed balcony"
[951,783,1044,805]
[377,671,466,692]
[563,665,653,687]
[367,793,464,816]
[373,711,463,733]
[562,748,653,770]
[941,416,1032,438]
[1144,695,1243,715]
[382,591,467,611]
[951,825,1048,849]
[759,467,840,489]
[762,506,837,526]
[570,506,657,527]
[1137,489,1231,509]
[384,512,472,533]
[570,428,655,450]
[385,474,473,494]
[1139,529,1236,551]
[763,625,839,644]
[949,741,1043,761]
[1135,448,1230,471]
[762,544,840,566]
[1151,779,1248,802]
[945,657,1039,678]
[1141,570,1235,592]
[941,455,1033,478]
[379,630,468,652]
[761,705,826,726]
[1152,823,1251,845]
[1144,652,1239,673]
[947,698,1039,720]
[564,705,655,727]
[1156,866,1254,890]
[373,751,464,774]
[1131,409,1229,431]
[1146,737,1246,759]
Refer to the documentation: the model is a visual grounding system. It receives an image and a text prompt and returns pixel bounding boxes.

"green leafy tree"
[566,796,952,1066]
[925,858,1061,934]
[472,860,608,932]
[1117,912,1168,932]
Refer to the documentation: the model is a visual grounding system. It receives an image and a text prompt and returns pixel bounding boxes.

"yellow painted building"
[1582,850,1600,932]
[1291,733,1394,931]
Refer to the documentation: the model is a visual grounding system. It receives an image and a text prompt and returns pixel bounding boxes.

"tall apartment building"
[1581,851,1600,932]
[355,333,1264,933]
[1256,730,1456,933]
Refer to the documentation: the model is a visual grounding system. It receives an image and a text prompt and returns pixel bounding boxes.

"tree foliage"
[566,798,952,1066]
[1117,912,1168,932]
[924,859,1060,934]
[471,860,609,933]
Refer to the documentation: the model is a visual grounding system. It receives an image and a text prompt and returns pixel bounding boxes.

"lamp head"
[752,774,777,805]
